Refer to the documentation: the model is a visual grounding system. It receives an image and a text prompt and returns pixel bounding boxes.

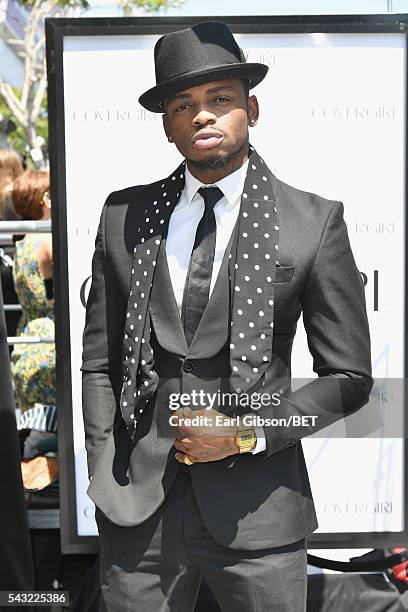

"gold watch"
[235,425,257,454]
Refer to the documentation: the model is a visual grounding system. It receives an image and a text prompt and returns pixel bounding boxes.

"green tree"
[0,0,184,166]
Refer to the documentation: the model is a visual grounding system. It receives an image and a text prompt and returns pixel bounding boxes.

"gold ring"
[184,455,194,466]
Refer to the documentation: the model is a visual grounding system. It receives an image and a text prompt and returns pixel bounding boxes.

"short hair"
[0,148,23,218]
[12,170,49,221]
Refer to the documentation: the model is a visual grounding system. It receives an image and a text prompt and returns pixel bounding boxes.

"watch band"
[235,425,257,454]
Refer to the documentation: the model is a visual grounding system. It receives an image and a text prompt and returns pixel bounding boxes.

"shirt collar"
[184,158,249,207]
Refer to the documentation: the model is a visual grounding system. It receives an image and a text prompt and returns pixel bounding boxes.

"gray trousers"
[95,470,307,612]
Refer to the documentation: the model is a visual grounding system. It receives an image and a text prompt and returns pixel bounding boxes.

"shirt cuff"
[251,426,266,454]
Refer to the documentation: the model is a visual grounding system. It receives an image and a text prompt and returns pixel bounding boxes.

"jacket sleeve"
[81,196,125,477]
[261,200,373,459]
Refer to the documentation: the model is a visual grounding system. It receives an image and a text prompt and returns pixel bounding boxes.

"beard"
[186,141,247,171]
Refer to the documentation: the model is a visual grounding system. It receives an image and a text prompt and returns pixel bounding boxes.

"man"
[82,21,373,612]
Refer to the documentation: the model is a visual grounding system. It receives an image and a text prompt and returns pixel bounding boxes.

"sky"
[85,0,408,18]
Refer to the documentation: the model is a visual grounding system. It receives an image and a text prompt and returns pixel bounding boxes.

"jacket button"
[183,359,194,373]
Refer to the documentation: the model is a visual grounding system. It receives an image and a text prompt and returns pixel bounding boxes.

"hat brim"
[138,63,268,113]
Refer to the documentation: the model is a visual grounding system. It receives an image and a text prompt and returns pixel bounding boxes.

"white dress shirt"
[165,160,266,454]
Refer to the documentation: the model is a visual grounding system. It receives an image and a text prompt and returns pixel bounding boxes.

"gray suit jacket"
[82,154,373,549]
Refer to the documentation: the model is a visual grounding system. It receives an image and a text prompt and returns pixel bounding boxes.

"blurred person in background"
[11,170,57,467]
[0,148,24,340]
[0,148,23,221]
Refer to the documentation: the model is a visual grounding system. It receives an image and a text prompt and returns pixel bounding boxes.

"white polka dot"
[259,310,264,316]
[235,263,239,269]
[263,356,268,362]
[233,366,238,372]
[269,299,274,305]
[123,401,128,407]
[245,377,251,383]
[230,343,235,349]
[257,288,262,294]
[247,298,252,304]
[172,176,176,181]
[133,303,137,308]
[265,254,270,259]
[243,232,248,238]
[144,271,148,276]
[235,286,240,292]
[244,275,250,281]
[254,264,260,270]
[243,212,248,217]
[273,206,277,213]
[262,176,267,181]
[138,258,142,264]
[253,222,258,228]
[146,249,150,255]
[239,332,245,338]
[130,324,134,330]
[254,243,259,248]
[249,322,254,328]
[243,193,248,199]
[241,356,247,361]
[252,164,256,170]
[264,233,270,238]
[274,225,279,230]
[243,253,248,259]
[253,184,258,189]
[260,333,265,339]
[163,192,167,196]
[237,309,243,315]
[127,312,130,318]
[136,281,140,286]
[253,367,258,373]
[254,202,259,208]
[266,276,272,283]
[155,239,160,245]
[251,345,256,350]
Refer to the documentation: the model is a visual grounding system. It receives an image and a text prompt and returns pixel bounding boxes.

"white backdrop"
[62,31,406,539]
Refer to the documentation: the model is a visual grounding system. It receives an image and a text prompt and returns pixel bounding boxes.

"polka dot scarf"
[120,146,278,436]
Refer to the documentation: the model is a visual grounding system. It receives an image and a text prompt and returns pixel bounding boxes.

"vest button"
[183,359,194,373]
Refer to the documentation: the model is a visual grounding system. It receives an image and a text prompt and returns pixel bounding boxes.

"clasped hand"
[172,407,239,464]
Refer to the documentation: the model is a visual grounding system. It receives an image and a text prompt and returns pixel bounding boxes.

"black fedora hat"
[139,21,269,113]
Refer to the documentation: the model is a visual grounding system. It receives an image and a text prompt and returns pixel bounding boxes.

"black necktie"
[181,186,224,347]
